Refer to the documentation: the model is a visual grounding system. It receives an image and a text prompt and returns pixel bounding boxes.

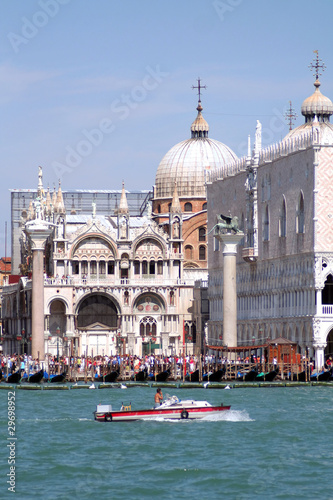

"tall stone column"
[26,220,52,361]
[215,232,244,348]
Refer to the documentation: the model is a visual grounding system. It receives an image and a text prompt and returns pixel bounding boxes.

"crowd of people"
[0,352,239,379]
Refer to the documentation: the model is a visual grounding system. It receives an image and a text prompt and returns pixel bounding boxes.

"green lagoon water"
[1,384,332,500]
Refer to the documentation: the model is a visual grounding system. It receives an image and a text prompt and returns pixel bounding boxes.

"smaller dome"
[301,80,333,120]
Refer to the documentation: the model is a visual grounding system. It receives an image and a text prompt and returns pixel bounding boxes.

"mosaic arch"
[133,237,165,257]
[71,235,116,259]
[76,293,119,329]
[133,293,166,314]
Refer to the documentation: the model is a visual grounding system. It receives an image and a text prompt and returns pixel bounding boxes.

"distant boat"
[6,371,21,384]
[203,368,225,383]
[237,370,258,382]
[95,371,119,383]
[255,370,278,382]
[49,372,67,383]
[185,369,200,382]
[149,369,171,382]
[27,369,44,383]
[289,371,306,382]
[134,369,148,382]
[310,370,331,382]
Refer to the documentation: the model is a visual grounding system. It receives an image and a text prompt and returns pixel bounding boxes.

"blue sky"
[1,0,333,254]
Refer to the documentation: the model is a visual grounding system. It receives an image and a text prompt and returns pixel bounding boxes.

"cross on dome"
[192,77,207,104]
[308,50,326,81]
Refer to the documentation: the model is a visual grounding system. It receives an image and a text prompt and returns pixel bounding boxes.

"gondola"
[310,370,331,382]
[27,369,44,383]
[134,369,148,382]
[185,369,200,382]
[95,371,119,383]
[255,370,278,382]
[203,368,225,382]
[49,372,67,383]
[289,371,307,382]
[6,371,22,384]
[149,369,171,382]
[237,369,258,382]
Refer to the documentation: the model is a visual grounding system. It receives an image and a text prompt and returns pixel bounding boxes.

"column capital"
[215,231,244,256]
[25,220,53,250]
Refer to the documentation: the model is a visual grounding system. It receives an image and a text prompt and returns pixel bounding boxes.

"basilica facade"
[1,99,235,359]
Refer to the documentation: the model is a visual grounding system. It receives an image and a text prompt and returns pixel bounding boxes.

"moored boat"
[255,370,278,382]
[149,369,171,382]
[134,369,148,382]
[27,369,44,383]
[94,395,231,422]
[6,371,22,384]
[289,371,307,382]
[203,368,225,383]
[49,372,67,383]
[95,371,119,383]
[310,370,331,382]
[185,369,200,382]
[237,369,258,382]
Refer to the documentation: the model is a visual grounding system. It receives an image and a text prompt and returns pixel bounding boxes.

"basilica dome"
[155,102,238,199]
[284,79,333,143]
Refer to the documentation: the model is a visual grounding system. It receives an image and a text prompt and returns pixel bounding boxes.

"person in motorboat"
[154,388,163,408]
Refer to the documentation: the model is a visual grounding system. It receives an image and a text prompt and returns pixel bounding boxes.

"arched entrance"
[77,294,118,328]
[77,294,119,357]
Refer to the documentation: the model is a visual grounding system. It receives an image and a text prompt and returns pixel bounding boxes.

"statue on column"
[209,213,240,235]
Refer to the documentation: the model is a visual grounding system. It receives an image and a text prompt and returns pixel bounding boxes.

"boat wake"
[201,410,253,422]
[141,410,253,423]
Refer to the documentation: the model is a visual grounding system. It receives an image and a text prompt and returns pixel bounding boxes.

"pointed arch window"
[279,197,287,237]
[263,205,269,241]
[297,192,305,234]
[267,174,271,200]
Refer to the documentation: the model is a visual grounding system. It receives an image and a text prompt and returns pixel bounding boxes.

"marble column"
[26,220,52,361]
[215,231,244,348]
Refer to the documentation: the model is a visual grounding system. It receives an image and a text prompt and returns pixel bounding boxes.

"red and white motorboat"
[94,395,231,422]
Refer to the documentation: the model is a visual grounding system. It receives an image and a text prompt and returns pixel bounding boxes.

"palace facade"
[207,66,333,369]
